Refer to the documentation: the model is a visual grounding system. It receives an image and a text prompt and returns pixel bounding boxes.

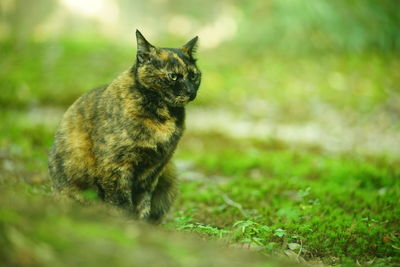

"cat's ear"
[181,36,198,59]
[136,30,155,64]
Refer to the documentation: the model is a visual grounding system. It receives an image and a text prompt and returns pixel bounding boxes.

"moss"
[172,133,400,265]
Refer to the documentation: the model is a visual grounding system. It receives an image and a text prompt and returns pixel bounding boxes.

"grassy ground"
[1,40,399,266]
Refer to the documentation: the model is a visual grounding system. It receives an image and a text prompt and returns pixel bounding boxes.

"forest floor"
[1,40,399,266]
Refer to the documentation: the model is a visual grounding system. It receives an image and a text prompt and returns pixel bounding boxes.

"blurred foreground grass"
[1,183,276,267]
[1,39,400,266]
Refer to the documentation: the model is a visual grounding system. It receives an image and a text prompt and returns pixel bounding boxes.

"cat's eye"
[169,73,178,81]
[189,73,198,81]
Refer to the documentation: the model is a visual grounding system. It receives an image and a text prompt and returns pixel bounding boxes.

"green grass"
[0,40,130,108]
[1,39,399,266]
[172,133,400,264]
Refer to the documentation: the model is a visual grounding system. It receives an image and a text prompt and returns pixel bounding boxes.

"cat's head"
[134,30,201,107]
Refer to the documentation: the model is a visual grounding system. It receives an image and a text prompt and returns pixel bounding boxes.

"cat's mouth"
[175,95,191,106]
[176,95,191,103]
[165,94,192,106]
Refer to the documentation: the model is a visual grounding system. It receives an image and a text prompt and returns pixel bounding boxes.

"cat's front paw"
[135,193,152,219]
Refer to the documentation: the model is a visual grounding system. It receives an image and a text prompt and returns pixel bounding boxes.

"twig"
[222,194,247,216]
[296,238,303,262]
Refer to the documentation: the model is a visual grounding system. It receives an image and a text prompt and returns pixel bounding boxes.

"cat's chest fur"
[139,111,182,146]
[110,101,185,165]
[125,107,184,179]
[133,103,184,145]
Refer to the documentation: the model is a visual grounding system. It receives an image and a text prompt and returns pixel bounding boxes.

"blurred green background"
[1,0,400,266]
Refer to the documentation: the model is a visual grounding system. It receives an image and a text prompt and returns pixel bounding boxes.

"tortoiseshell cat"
[48,30,201,223]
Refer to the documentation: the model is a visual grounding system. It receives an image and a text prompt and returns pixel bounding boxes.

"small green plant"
[232,220,272,246]
[171,214,230,238]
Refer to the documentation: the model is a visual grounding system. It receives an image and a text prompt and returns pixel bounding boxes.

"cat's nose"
[189,91,197,101]
[187,87,196,100]
[184,82,196,100]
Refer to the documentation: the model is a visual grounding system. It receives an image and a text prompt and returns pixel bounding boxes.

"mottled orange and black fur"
[48,30,201,223]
